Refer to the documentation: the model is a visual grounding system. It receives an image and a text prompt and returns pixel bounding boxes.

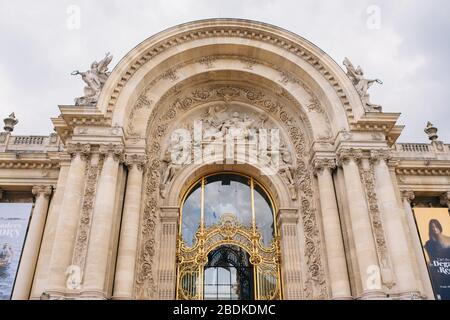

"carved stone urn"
[3,113,18,132]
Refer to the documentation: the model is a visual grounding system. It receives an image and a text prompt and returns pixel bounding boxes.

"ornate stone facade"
[0,19,448,300]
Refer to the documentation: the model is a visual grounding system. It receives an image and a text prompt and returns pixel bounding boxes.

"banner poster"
[413,208,450,300]
[0,203,32,300]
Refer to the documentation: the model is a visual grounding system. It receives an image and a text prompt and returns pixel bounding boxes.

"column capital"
[370,149,392,165]
[401,190,415,203]
[439,192,450,207]
[159,206,179,223]
[124,154,148,171]
[66,143,92,161]
[99,143,124,162]
[336,148,364,166]
[32,185,53,199]
[277,208,298,224]
[312,158,336,176]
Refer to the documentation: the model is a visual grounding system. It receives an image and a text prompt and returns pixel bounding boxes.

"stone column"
[337,149,383,299]
[401,191,434,299]
[157,206,179,300]
[83,144,123,298]
[47,143,90,296]
[113,154,146,300]
[12,185,52,300]
[371,150,419,297]
[314,158,351,299]
[277,208,303,299]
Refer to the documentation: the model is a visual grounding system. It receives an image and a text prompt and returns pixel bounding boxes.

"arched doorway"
[177,173,282,300]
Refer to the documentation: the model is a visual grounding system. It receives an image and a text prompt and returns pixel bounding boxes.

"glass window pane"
[181,182,201,247]
[217,267,231,284]
[254,184,274,247]
[204,174,252,228]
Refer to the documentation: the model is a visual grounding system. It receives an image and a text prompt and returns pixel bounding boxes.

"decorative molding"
[401,190,415,203]
[358,161,395,289]
[71,156,101,279]
[135,82,329,300]
[103,24,354,127]
[312,158,336,176]
[0,161,59,170]
[99,143,124,162]
[124,154,148,171]
[370,149,391,165]
[198,56,216,69]
[439,192,450,208]
[126,94,153,136]
[396,167,450,176]
[66,143,92,161]
[336,148,364,166]
[161,68,179,82]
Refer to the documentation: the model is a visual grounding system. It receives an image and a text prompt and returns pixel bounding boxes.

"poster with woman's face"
[413,208,450,300]
[0,203,32,300]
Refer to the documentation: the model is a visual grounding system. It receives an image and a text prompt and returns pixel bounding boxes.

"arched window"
[180,173,277,248]
[177,173,281,300]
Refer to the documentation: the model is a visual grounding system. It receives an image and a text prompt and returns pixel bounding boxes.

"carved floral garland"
[72,157,101,276]
[135,84,328,299]
[358,157,395,288]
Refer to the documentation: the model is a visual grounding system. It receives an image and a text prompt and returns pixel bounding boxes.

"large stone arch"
[94,19,379,301]
[98,19,361,139]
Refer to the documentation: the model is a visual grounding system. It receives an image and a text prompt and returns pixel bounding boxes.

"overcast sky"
[0,0,449,143]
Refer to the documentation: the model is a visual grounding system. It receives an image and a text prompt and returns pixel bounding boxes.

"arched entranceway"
[177,173,281,300]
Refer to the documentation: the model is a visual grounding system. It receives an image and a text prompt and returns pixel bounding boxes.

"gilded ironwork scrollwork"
[176,213,282,300]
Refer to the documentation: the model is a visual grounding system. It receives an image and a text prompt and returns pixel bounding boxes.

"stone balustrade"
[393,142,450,161]
[0,133,62,152]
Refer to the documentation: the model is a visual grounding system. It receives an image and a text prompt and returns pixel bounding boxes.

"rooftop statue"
[343,57,383,112]
[71,53,113,106]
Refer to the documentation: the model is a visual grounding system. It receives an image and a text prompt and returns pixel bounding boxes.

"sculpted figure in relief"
[72,53,113,106]
[343,57,383,112]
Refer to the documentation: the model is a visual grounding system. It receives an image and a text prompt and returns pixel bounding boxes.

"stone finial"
[424,122,438,141]
[3,113,18,132]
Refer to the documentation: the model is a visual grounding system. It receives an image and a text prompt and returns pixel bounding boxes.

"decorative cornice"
[396,167,450,176]
[32,185,53,199]
[0,160,59,170]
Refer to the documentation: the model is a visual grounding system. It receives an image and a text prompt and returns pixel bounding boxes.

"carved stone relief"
[134,82,329,299]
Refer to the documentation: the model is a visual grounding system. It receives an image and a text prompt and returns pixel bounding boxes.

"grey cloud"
[0,0,448,143]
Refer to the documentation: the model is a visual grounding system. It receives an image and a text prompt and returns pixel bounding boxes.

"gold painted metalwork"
[176,173,282,300]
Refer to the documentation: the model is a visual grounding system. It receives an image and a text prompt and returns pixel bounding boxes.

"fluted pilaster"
[277,208,303,299]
